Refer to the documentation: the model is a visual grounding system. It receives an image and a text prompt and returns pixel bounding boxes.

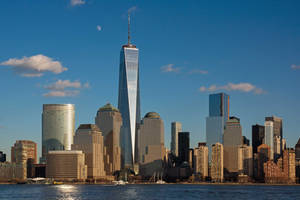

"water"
[0,184,299,200]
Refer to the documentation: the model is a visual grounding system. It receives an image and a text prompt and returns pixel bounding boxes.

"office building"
[138,112,165,178]
[223,117,243,178]
[264,121,274,160]
[71,124,106,178]
[252,124,265,155]
[41,104,75,163]
[46,150,87,180]
[274,136,281,161]
[171,122,182,157]
[0,151,6,162]
[11,140,37,178]
[118,14,140,168]
[210,143,223,182]
[178,132,190,164]
[266,116,283,156]
[95,103,122,175]
[240,145,253,177]
[257,144,271,180]
[11,140,37,165]
[194,143,208,180]
[206,93,229,160]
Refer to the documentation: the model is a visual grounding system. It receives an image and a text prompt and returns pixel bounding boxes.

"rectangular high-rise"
[264,121,274,160]
[252,124,265,154]
[171,122,182,157]
[178,132,190,164]
[206,93,229,161]
[211,143,224,182]
[118,15,141,169]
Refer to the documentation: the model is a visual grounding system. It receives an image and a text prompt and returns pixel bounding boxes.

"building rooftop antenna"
[128,12,131,45]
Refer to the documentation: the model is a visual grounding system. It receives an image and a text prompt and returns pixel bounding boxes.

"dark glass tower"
[206,93,229,161]
[118,14,140,168]
[178,132,190,164]
[252,124,265,154]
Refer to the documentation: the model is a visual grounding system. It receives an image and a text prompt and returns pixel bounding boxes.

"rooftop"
[144,112,160,119]
[98,103,119,113]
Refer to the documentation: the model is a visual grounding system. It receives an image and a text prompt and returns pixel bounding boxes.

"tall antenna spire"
[128,12,131,45]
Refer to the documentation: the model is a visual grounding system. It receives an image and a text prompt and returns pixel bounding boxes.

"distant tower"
[206,93,229,161]
[211,143,224,182]
[194,143,209,180]
[252,124,265,155]
[118,12,140,168]
[178,132,190,164]
[264,121,274,160]
[171,122,182,157]
[72,124,106,178]
[95,103,122,175]
[41,104,75,163]
[138,112,165,177]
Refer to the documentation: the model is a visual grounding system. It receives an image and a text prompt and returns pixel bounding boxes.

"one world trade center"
[118,13,140,169]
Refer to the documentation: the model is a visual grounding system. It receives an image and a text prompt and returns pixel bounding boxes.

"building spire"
[128,12,131,45]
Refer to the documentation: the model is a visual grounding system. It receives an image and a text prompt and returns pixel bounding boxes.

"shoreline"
[0,182,299,186]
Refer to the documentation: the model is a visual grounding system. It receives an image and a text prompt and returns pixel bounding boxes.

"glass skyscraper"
[206,93,229,161]
[41,104,75,163]
[118,16,140,168]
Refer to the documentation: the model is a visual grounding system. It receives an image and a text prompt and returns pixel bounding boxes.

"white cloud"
[70,0,85,6]
[128,6,137,13]
[0,54,67,77]
[43,90,80,97]
[199,82,265,94]
[161,64,181,73]
[43,79,89,97]
[291,64,300,70]
[96,25,102,31]
[188,69,208,75]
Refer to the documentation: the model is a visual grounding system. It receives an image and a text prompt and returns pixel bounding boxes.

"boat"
[112,180,126,185]
[53,181,63,185]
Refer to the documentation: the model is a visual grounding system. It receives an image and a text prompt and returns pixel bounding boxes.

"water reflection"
[52,185,81,200]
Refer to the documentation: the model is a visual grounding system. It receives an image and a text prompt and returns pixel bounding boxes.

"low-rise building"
[46,150,87,181]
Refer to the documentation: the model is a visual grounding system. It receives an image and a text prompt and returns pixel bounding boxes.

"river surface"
[0,184,299,200]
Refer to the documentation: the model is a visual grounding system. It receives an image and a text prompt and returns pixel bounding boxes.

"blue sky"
[0,0,300,160]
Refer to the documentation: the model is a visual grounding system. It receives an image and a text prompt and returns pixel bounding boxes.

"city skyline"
[1,0,300,160]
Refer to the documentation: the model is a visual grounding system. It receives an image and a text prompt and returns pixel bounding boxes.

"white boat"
[112,180,126,185]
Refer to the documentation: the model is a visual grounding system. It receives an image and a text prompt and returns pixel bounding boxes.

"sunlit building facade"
[264,121,274,160]
[41,104,75,163]
[171,122,182,157]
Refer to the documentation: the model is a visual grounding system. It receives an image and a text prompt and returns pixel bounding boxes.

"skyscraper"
[206,93,229,160]
[178,132,190,164]
[72,124,106,178]
[264,121,274,160]
[194,143,209,180]
[252,124,265,154]
[223,116,243,178]
[266,116,283,156]
[41,104,75,163]
[138,112,165,178]
[171,122,182,157]
[211,143,224,182]
[95,103,122,175]
[118,13,140,168]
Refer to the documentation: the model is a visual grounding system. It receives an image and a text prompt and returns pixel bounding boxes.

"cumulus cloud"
[128,6,137,13]
[188,69,208,75]
[161,64,181,73]
[0,54,67,77]
[43,79,89,97]
[199,82,265,94]
[96,25,102,31]
[70,0,85,6]
[291,64,300,70]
